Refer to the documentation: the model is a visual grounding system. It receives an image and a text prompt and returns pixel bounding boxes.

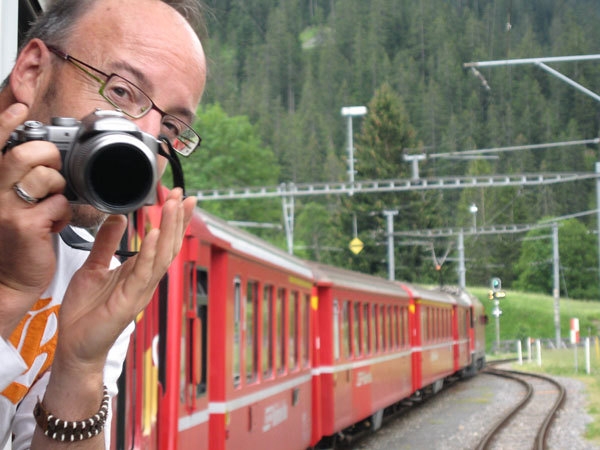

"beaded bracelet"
[33,386,109,442]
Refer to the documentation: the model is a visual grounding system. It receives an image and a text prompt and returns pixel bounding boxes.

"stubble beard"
[70,204,109,230]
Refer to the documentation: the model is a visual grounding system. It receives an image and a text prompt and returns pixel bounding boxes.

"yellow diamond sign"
[349,237,364,255]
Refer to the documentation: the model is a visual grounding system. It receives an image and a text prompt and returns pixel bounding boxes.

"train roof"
[307,261,410,299]
[399,283,459,305]
[193,207,314,280]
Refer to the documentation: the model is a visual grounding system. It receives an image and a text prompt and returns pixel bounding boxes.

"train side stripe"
[178,373,312,431]
[311,339,469,375]
[178,338,473,431]
[178,409,209,431]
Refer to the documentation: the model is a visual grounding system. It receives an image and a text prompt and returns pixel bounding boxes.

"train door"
[175,257,210,450]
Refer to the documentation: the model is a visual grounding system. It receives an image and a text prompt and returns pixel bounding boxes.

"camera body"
[8,110,159,214]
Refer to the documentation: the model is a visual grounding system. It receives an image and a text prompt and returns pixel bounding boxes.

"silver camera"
[8,110,158,214]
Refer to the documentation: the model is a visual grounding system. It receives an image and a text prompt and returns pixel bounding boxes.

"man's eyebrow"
[111,60,150,89]
[110,61,196,122]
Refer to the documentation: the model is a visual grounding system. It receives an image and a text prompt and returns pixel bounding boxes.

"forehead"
[66,0,206,112]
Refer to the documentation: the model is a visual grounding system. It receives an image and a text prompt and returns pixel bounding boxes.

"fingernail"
[7,103,28,117]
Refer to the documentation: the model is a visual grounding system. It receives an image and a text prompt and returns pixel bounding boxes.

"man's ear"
[9,39,53,107]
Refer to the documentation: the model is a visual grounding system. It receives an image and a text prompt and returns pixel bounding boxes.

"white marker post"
[571,318,580,372]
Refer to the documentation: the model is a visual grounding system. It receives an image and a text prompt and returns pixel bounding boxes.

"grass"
[471,286,600,442]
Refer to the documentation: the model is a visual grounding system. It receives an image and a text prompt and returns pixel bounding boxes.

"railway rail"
[475,364,566,450]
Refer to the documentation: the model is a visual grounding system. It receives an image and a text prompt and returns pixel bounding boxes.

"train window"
[289,291,298,370]
[287,291,298,370]
[444,309,448,339]
[302,293,310,368]
[393,306,399,349]
[353,302,360,357]
[233,278,241,388]
[440,309,444,340]
[380,305,386,352]
[443,309,447,339]
[442,310,445,339]
[403,307,409,346]
[389,306,395,349]
[333,300,340,361]
[193,269,208,398]
[466,309,471,335]
[371,304,377,353]
[399,306,405,347]
[276,288,286,374]
[246,281,258,383]
[342,301,351,359]
[421,307,428,344]
[262,285,273,378]
[362,303,369,355]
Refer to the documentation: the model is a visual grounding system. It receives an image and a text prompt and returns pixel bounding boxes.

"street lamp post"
[469,203,478,231]
[341,106,367,194]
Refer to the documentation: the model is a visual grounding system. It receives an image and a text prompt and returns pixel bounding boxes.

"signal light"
[491,277,501,292]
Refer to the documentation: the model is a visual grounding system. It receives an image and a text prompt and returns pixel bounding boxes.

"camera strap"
[59,225,94,252]
[158,136,186,195]
[59,225,137,259]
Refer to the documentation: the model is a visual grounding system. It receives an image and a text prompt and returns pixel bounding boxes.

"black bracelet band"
[33,385,109,442]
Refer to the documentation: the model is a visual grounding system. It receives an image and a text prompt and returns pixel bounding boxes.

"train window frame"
[333,299,340,361]
[276,287,286,375]
[380,304,386,352]
[393,305,398,349]
[288,290,299,371]
[422,306,428,344]
[342,301,351,359]
[189,268,208,400]
[233,277,242,388]
[371,304,377,354]
[353,302,361,358]
[245,280,259,384]
[262,284,274,379]
[302,293,310,368]
[387,305,393,350]
[362,303,369,355]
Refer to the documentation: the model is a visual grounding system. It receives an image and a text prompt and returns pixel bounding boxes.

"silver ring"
[13,182,39,205]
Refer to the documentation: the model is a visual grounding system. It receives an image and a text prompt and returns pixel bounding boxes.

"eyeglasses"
[46,45,201,156]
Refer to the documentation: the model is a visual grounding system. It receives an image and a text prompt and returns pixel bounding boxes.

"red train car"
[401,284,469,395]
[310,263,414,442]
[111,200,486,450]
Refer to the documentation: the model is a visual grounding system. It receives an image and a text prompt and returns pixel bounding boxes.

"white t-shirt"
[0,228,133,450]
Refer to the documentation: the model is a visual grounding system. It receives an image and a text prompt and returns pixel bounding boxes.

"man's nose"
[134,108,163,138]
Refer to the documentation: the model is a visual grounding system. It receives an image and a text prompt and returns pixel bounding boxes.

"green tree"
[514,219,598,299]
[181,103,282,232]
[328,82,443,282]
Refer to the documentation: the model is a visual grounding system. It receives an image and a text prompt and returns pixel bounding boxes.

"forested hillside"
[182,0,600,298]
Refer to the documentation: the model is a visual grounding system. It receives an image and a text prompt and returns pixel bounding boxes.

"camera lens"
[65,133,157,214]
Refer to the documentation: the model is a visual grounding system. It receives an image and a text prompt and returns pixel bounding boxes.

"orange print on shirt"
[1,298,60,404]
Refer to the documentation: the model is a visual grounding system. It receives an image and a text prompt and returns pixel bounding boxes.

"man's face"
[30,0,206,227]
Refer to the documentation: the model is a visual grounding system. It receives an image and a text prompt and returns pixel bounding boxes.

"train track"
[475,364,566,450]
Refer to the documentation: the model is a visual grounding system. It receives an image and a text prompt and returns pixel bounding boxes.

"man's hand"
[0,103,70,339]
[53,188,196,378]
